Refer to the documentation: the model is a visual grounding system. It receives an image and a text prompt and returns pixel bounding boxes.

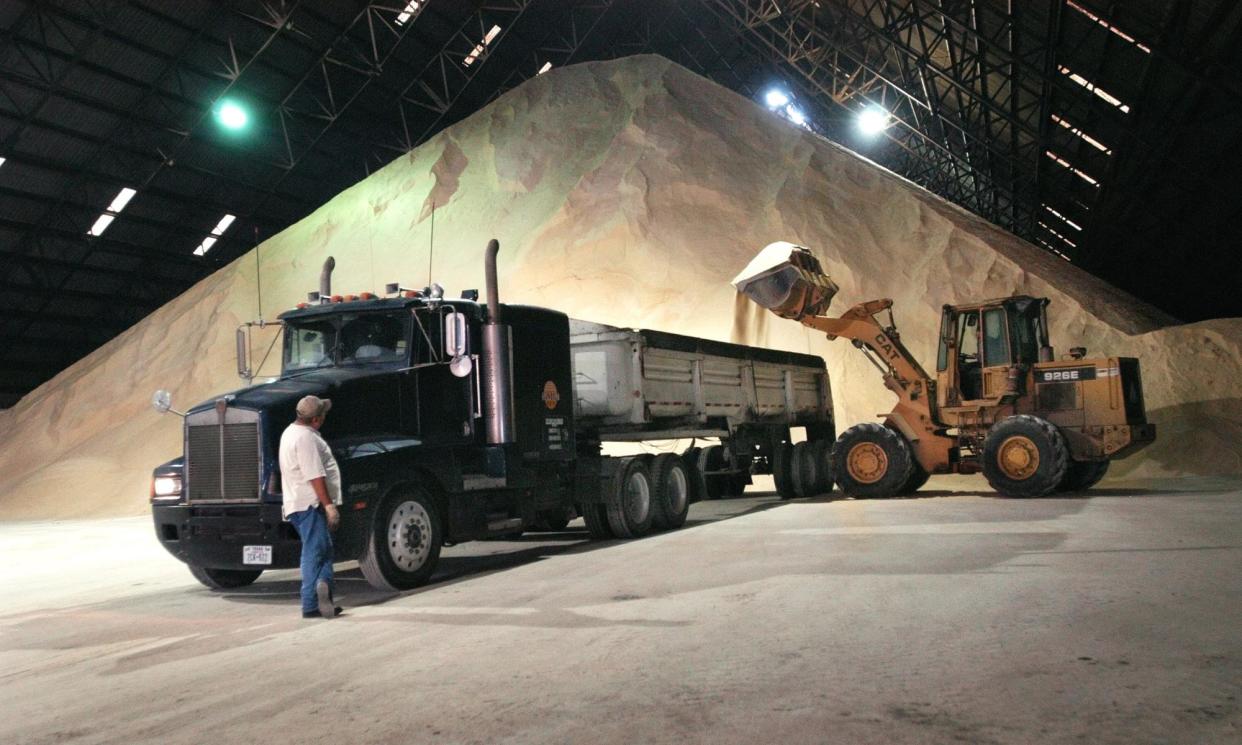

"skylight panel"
[1051,114,1112,154]
[192,213,237,256]
[1044,205,1084,232]
[1045,150,1100,186]
[464,25,502,67]
[1059,65,1131,113]
[1066,0,1151,53]
[396,1,421,26]
[538,61,552,75]
[86,186,138,237]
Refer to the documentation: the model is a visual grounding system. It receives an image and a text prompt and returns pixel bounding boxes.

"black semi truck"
[150,241,835,591]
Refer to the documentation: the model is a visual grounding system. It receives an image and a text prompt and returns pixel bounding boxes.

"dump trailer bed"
[569,319,831,440]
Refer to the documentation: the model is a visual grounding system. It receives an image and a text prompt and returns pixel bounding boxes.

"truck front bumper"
[152,503,303,571]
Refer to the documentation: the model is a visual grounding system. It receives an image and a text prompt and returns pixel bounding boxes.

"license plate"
[243,545,273,565]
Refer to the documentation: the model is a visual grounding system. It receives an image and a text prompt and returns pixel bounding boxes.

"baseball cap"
[296,395,332,419]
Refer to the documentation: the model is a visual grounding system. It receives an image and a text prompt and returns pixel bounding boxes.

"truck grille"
[185,407,262,503]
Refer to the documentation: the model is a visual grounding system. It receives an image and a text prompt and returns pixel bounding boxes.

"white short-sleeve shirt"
[278,422,342,519]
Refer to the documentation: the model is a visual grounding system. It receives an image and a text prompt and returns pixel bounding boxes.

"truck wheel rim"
[847,442,888,484]
[666,467,688,515]
[388,500,432,571]
[625,472,651,522]
[998,436,1040,480]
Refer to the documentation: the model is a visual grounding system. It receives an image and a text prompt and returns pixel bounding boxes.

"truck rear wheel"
[790,442,819,497]
[1059,459,1109,492]
[582,501,614,539]
[359,487,442,591]
[982,416,1069,498]
[188,565,262,590]
[651,453,691,530]
[772,442,798,499]
[832,423,915,499]
[606,456,655,538]
[811,439,835,495]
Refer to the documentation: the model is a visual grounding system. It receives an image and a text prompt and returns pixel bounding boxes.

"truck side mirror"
[444,311,472,377]
[236,326,251,380]
[151,389,185,417]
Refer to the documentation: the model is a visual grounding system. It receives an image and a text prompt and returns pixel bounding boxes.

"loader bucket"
[731,242,840,320]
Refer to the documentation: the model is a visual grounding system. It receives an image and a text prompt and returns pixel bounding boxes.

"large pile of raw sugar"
[1,55,1238,519]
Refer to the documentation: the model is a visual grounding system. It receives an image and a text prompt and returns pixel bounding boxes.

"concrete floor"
[3,477,1240,745]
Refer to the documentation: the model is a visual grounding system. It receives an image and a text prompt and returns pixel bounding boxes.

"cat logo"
[542,380,561,410]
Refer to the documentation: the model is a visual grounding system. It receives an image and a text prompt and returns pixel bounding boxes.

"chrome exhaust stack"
[731,242,840,320]
[481,239,515,445]
[318,256,336,303]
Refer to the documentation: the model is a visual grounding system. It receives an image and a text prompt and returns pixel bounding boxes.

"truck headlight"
[151,475,182,500]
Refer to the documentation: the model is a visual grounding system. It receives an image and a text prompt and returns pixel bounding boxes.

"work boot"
[315,579,336,619]
[302,606,343,619]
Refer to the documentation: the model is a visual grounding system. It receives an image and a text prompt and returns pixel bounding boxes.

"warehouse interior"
[1,2,1240,743]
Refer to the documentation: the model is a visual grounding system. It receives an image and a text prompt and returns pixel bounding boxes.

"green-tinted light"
[216,100,249,130]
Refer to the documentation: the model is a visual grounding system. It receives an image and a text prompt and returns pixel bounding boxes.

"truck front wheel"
[360,487,443,591]
[188,565,262,590]
[831,423,915,499]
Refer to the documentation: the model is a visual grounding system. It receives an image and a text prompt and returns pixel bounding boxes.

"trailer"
[149,240,835,592]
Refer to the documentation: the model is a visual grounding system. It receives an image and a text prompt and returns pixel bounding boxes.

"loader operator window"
[283,320,337,372]
[958,311,982,400]
[982,308,1010,366]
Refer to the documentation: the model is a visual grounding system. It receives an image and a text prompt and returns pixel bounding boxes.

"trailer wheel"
[811,439,835,495]
[606,456,655,538]
[831,423,915,498]
[694,446,726,501]
[188,565,262,590]
[650,453,691,530]
[1059,459,1109,492]
[359,487,442,591]
[982,415,1069,498]
[772,443,798,499]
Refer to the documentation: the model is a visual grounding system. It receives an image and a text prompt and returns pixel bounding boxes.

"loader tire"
[982,415,1069,498]
[772,442,798,499]
[606,456,655,538]
[832,423,915,499]
[1059,459,1110,492]
[651,453,691,530]
[900,463,931,495]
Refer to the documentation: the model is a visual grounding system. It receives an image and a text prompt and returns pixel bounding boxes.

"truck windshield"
[283,312,411,372]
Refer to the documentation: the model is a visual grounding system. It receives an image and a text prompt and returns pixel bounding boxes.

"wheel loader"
[732,243,1157,498]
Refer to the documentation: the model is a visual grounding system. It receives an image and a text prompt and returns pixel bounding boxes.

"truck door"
[399,308,474,443]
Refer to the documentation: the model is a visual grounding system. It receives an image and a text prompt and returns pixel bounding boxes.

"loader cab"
[936,296,1050,407]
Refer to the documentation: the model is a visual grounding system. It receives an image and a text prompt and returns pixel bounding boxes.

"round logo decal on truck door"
[542,380,561,410]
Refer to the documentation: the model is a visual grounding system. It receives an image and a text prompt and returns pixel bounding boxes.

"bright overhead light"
[764,89,790,108]
[215,99,250,130]
[1058,65,1130,113]
[88,214,116,237]
[1050,114,1112,154]
[0,156,6,169]
[784,105,807,126]
[464,24,502,67]
[396,1,421,25]
[857,105,890,136]
[1045,149,1100,186]
[537,61,553,75]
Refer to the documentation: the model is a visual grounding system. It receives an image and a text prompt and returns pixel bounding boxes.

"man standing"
[279,395,342,619]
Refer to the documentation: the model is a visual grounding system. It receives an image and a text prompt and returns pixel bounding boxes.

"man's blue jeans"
[288,506,334,613]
